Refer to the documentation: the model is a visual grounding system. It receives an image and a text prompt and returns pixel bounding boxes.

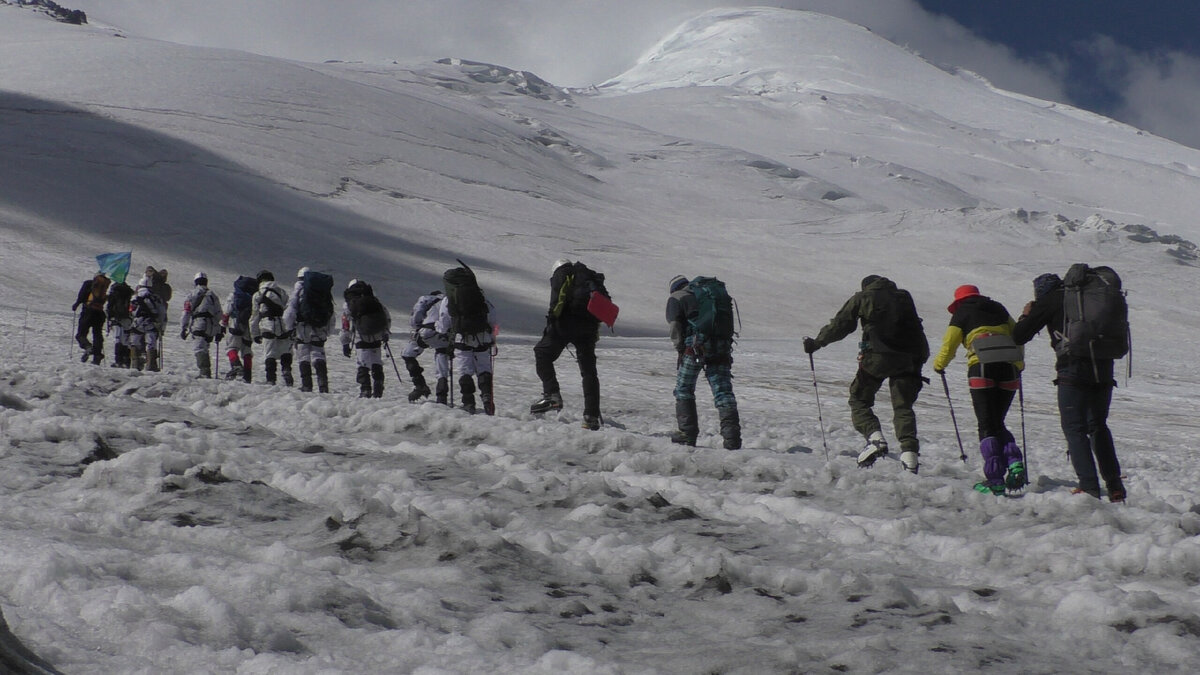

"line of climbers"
[72,260,1129,502]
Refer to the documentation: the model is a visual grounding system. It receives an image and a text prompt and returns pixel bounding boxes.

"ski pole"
[1018,379,1029,476]
[383,340,404,385]
[807,350,830,463]
[940,371,967,462]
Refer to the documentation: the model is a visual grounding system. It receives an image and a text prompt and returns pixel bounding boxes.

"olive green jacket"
[812,275,929,378]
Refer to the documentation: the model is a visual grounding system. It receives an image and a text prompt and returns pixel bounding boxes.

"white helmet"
[193,271,208,284]
[347,278,359,289]
[297,266,310,279]
[552,258,572,275]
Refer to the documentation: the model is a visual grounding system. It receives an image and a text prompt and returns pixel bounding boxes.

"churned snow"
[1,5,1200,673]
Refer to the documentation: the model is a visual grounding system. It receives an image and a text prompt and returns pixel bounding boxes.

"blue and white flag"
[96,251,132,284]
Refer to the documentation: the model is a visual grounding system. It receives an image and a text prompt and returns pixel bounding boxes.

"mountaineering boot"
[299,361,314,392]
[147,349,160,373]
[1004,461,1028,491]
[478,371,494,415]
[1105,477,1127,503]
[371,364,385,399]
[435,377,449,405]
[131,347,145,372]
[973,481,1006,496]
[582,415,601,431]
[900,450,920,475]
[315,360,329,393]
[281,353,295,387]
[530,391,563,414]
[672,399,699,446]
[356,367,372,397]
[459,375,477,413]
[242,354,253,383]
[225,363,243,380]
[196,350,212,378]
[718,406,741,450]
[265,357,277,385]
[857,430,888,468]
[408,383,432,402]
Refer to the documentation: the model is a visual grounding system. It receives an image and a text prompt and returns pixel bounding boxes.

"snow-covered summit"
[600,8,956,99]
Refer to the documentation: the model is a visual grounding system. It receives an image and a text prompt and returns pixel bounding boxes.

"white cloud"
[1085,36,1200,149]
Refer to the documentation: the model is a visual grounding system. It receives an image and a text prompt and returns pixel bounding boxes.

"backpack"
[150,270,172,303]
[296,270,335,326]
[87,274,110,309]
[106,282,133,320]
[564,262,609,315]
[412,292,443,328]
[228,275,257,336]
[344,281,389,336]
[863,286,929,362]
[132,292,160,320]
[687,277,737,357]
[1057,263,1129,361]
[258,286,285,319]
[443,264,490,336]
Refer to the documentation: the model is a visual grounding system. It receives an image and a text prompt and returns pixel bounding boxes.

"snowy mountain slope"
[2,4,1200,674]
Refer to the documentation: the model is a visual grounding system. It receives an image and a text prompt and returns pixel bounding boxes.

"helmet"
[669,275,688,292]
[347,278,360,289]
[297,266,310,279]
[552,258,572,275]
[193,271,208,284]
[256,269,274,283]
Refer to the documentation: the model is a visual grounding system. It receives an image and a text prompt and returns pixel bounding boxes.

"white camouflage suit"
[250,281,291,361]
[283,274,337,392]
[401,293,451,381]
[436,294,497,412]
[180,281,223,377]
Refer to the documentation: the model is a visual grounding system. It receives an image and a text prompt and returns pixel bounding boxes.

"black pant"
[968,362,1018,440]
[1058,380,1121,494]
[76,307,105,360]
[534,320,599,417]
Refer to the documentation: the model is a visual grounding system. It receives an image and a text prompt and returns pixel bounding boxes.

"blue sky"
[912,0,1200,140]
[83,0,1200,149]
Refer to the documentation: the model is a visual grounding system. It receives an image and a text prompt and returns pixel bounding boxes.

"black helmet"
[257,269,274,283]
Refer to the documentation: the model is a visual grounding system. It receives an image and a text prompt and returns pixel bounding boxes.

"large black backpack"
[864,286,929,363]
[687,277,737,357]
[1057,263,1130,361]
[443,263,490,336]
[562,262,610,320]
[344,281,389,336]
[258,286,286,319]
[296,270,335,326]
[106,282,133,320]
[228,275,257,336]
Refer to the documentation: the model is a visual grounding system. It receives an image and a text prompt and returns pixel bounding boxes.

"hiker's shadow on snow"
[785,444,815,454]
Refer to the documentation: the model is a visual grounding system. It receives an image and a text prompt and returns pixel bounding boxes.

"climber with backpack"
[128,278,167,372]
[249,270,294,387]
[932,284,1027,492]
[72,271,110,364]
[284,267,337,393]
[1013,266,1130,503]
[105,280,135,368]
[530,258,616,430]
[400,290,450,403]
[804,275,930,473]
[341,279,392,398]
[220,275,259,383]
[436,261,497,414]
[180,271,224,378]
[666,274,742,449]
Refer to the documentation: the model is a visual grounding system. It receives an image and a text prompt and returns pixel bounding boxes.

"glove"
[382,333,389,343]
[343,344,352,358]
[72,302,80,311]
[676,351,684,369]
[180,329,189,340]
[933,366,944,375]
[253,336,263,344]
[803,337,819,354]
[217,328,226,341]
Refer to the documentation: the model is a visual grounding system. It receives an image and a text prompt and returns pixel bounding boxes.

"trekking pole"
[383,340,404,385]
[449,350,455,408]
[940,371,967,462]
[214,339,220,381]
[806,350,830,463]
[1018,380,1029,477]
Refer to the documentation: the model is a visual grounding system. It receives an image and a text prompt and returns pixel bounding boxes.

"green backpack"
[687,277,737,357]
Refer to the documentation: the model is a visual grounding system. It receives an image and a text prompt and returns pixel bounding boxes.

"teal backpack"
[687,277,738,358]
